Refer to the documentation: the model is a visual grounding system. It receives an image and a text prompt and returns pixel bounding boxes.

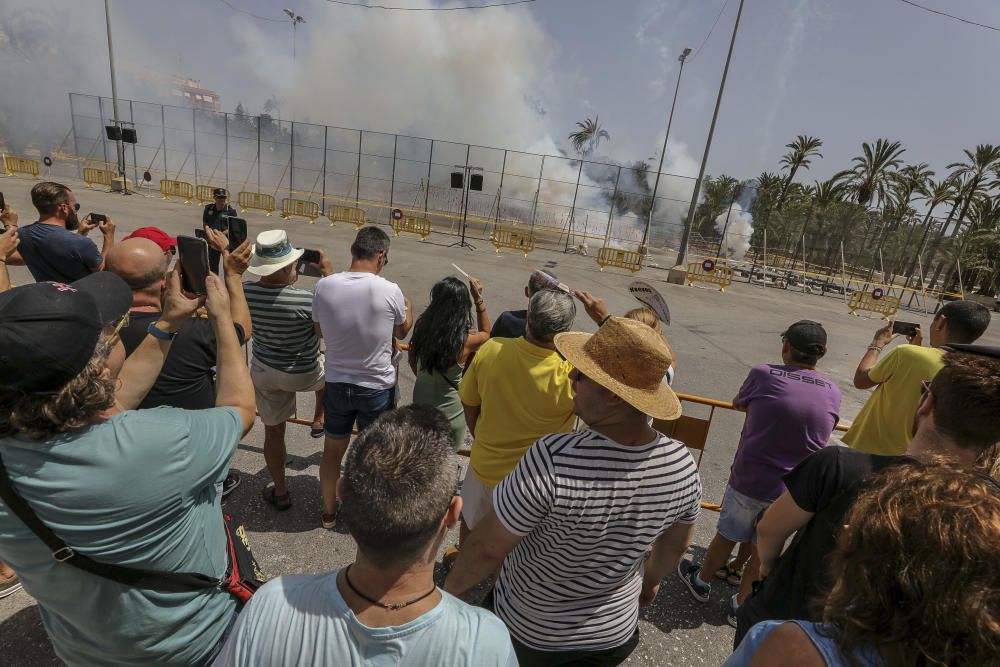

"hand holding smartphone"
[176,235,211,294]
[226,217,248,252]
[892,321,919,337]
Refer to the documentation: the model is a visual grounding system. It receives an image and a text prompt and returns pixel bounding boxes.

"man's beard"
[64,209,80,231]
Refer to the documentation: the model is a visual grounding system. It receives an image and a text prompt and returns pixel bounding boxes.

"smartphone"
[90,213,107,224]
[177,235,211,294]
[194,228,206,240]
[892,321,919,337]
[300,248,321,265]
[227,217,247,251]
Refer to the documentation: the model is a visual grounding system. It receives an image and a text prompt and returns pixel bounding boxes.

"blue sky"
[3,0,999,186]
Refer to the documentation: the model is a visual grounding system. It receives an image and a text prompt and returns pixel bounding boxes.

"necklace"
[343,565,437,611]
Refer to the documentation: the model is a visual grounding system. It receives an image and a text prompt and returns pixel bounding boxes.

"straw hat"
[554,317,681,421]
[247,230,304,276]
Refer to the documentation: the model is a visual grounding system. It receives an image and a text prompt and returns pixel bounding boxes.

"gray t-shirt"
[0,407,242,667]
[213,571,518,666]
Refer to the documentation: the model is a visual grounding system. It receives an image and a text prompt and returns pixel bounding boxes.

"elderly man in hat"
[445,317,702,667]
[678,320,841,622]
[0,270,256,666]
[245,230,333,510]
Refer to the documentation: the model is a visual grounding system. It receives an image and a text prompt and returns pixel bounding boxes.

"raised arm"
[854,320,897,389]
[0,223,18,294]
[222,237,253,341]
[207,274,256,434]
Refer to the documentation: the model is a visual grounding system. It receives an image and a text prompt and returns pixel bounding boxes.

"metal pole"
[643,48,689,248]
[762,228,768,287]
[423,139,434,214]
[495,149,507,229]
[530,155,545,230]
[98,97,110,169]
[801,233,807,293]
[676,0,745,267]
[878,247,885,284]
[356,130,362,206]
[565,158,585,252]
[956,255,964,297]
[161,104,168,177]
[917,253,928,314]
[257,117,261,193]
[605,166,622,246]
[224,113,230,193]
[289,121,295,195]
[321,125,328,215]
[128,100,138,187]
[192,109,199,185]
[69,93,82,179]
[841,241,848,304]
[103,0,125,181]
[389,135,397,207]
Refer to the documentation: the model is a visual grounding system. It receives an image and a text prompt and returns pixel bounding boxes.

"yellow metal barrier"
[392,215,432,239]
[490,229,536,256]
[597,247,644,273]
[82,167,115,189]
[160,179,195,203]
[281,198,321,223]
[848,288,901,319]
[195,185,225,205]
[238,191,276,216]
[328,205,367,227]
[687,260,735,292]
[3,155,40,178]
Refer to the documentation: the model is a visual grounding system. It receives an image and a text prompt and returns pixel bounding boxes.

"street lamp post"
[283,9,306,121]
[641,47,691,250]
[103,0,126,187]
[674,0,746,271]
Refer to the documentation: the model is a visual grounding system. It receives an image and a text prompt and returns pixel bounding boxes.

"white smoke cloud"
[714,202,753,259]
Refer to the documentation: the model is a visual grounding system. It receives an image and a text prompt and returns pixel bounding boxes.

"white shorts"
[460,467,495,530]
[251,355,326,426]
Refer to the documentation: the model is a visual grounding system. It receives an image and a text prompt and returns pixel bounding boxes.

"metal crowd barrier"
[3,155,40,178]
[159,179,195,203]
[392,215,432,240]
[82,167,115,189]
[196,185,224,205]
[848,288,901,319]
[281,198,321,223]
[687,260,735,292]
[597,247,644,273]
[328,205,367,228]
[490,229,536,256]
[237,191,276,216]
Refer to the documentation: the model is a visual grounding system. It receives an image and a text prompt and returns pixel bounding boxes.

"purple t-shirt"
[728,364,842,503]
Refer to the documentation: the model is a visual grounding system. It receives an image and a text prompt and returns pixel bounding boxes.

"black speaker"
[121,128,138,144]
[105,125,122,141]
[469,173,483,191]
[450,172,463,189]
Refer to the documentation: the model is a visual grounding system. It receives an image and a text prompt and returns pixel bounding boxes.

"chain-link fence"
[62,93,696,261]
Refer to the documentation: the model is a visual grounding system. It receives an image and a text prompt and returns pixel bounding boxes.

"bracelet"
[867,344,883,352]
[147,321,179,341]
[599,314,612,326]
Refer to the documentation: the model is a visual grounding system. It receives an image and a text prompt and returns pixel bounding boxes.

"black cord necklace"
[343,565,437,611]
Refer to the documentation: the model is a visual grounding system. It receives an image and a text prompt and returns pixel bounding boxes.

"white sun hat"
[247,229,305,276]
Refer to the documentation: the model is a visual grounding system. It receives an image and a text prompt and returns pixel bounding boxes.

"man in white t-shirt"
[445,317,702,666]
[312,226,412,529]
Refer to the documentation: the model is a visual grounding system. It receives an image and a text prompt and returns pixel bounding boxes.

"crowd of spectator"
[0,180,997,667]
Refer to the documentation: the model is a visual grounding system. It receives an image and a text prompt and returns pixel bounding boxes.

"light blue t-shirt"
[0,407,243,667]
[725,620,883,666]
[213,571,518,666]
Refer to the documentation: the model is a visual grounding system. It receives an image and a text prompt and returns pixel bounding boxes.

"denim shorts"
[717,485,772,543]
[323,382,394,438]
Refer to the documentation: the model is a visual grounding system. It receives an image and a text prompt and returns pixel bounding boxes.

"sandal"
[262,485,292,511]
[310,422,325,439]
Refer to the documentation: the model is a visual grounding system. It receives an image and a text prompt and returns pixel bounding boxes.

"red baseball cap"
[124,226,177,252]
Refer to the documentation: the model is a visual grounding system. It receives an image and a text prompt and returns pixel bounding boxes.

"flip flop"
[262,485,291,511]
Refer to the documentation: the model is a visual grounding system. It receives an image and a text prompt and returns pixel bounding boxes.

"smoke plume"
[714,203,753,260]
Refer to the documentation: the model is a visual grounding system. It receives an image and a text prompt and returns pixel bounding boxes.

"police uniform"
[203,202,237,231]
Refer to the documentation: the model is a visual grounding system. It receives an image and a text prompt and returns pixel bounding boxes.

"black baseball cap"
[782,320,827,355]
[213,188,228,198]
[0,273,132,393]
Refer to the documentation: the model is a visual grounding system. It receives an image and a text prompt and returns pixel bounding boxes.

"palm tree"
[938,145,1000,290]
[877,163,934,281]
[776,135,823,210]
[964,201,1000,295]
[901,176,958,288]
[695,175,740,238]
[841,139,905,208]
[568,117,610,157]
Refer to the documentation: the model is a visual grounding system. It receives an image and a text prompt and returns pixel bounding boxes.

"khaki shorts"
[460,467,495,530]
[251,355,326,426]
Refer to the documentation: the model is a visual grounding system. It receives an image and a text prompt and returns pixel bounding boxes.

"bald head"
[105,237,170,295]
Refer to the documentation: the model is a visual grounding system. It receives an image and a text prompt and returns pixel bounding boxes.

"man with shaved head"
[107,229,253,496]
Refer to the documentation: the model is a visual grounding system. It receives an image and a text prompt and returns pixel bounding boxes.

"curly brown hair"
[823,461,1000,667]
[0,338,116,440]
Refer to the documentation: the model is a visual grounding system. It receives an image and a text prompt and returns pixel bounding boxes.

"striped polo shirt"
[244,281,321,373]
[493,429,702,652]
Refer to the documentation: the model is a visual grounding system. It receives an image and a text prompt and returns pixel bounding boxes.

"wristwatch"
[147,321,178,341]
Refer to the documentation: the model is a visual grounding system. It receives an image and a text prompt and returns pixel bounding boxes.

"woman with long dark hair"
[408,275,490,450]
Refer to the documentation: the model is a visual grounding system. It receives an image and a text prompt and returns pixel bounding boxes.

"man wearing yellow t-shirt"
[459,289,579,538]
[843,300,990,455]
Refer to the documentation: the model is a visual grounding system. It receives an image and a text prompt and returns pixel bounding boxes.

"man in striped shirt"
[245,230,332,511]
[445,317,702,666]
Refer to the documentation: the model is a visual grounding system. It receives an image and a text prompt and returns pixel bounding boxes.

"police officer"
[203,188,236,271]
[203,187,237,232]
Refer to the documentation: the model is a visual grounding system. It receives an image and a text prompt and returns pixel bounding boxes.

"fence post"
[224,112,230,194]
[321,125,328,215]
[529,155,545,231]
[424,139,434,214]
[161,104,168,177]
[495,149,507,231]
[289,121,295,196]
[389,134,397,208]
[604,165,622,246]
[128,100,139,187]
[69,93,82,179]
[256,118,261,194]
[565,158,584,252]
[191,109,199,186]
[98,96,110,169]
[356,130,362,206]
